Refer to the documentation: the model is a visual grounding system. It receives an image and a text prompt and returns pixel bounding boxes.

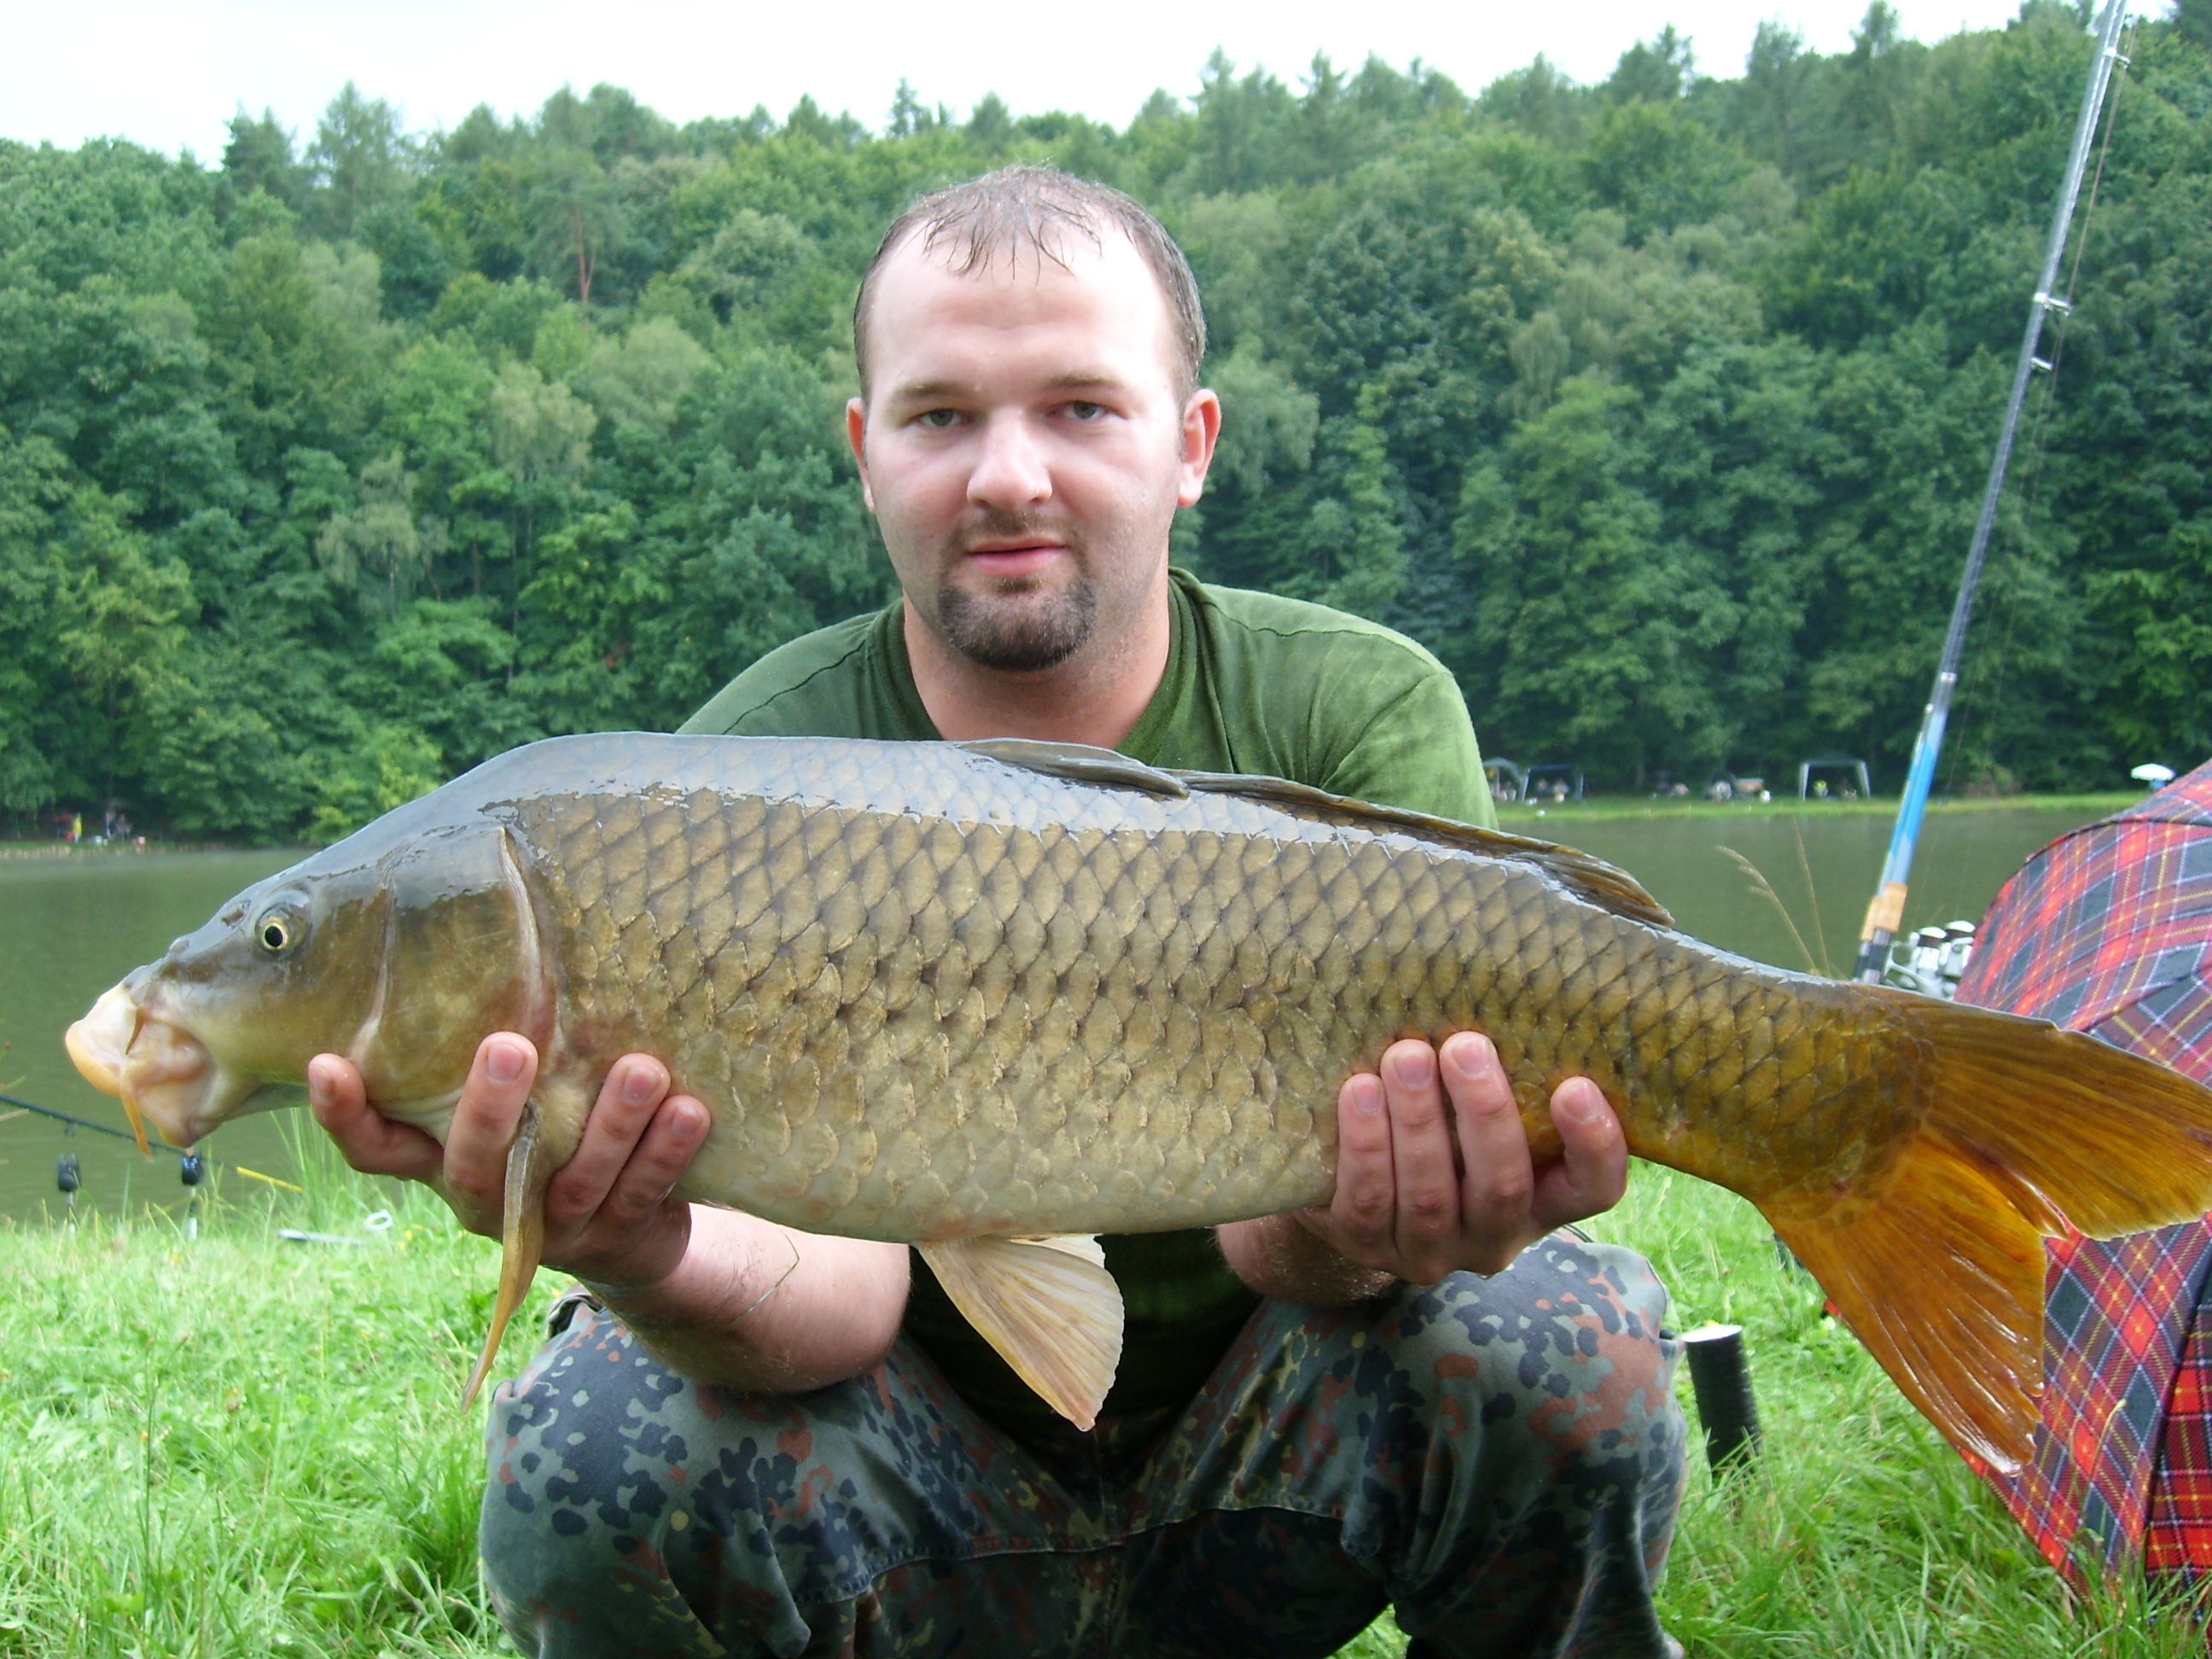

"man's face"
[848,229,1216,675]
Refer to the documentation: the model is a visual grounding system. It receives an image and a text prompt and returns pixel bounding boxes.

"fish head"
[67,810,547,1150]
[66,857,394,1150]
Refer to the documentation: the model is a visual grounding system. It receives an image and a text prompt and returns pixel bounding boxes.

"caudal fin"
[1767,995,2212,1473]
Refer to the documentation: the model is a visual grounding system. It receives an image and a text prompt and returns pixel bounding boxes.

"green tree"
[219,108,308,213]
[317,451,442,614]
[306,83,416,239]
[11,27,2212,834]
[2177,0,2212,50]
[1459,378,1735,782]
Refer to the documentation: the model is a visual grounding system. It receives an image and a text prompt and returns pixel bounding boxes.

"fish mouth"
[65,981,263,1151]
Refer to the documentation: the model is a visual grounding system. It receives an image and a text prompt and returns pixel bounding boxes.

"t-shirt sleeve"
[677,613,890,738]
[678,679,759,736]
[1316,656,1497,830]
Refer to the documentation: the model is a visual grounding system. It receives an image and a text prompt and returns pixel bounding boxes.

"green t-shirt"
[682,568,1494,1442]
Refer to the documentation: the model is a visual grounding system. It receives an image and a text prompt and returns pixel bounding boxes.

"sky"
[5,0,2046,160]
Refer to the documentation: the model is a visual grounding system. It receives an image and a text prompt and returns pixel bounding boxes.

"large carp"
[66,733,2212,1467]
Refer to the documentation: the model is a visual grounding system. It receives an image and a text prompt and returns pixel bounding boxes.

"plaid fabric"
[1953,759,2212,1586]
[2150,1291,2212,1575]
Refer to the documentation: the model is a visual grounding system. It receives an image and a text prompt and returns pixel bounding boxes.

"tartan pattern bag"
[1953,760,2212,1585]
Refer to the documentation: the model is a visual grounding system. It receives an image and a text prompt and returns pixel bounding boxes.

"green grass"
[2,1132,2206,1656]
[0,1128,542,1657]
[1588,1169,2211,1658]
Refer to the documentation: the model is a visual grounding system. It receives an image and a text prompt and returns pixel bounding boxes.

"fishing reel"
[1880,921,1976,1000]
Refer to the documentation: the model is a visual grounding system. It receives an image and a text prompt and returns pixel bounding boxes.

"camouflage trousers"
[480,1235,1685,1659]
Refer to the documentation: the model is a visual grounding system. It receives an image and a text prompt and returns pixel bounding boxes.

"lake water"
[0,804,2111,1220]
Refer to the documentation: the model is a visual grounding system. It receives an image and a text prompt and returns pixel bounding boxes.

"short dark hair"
[853,165,1207,400]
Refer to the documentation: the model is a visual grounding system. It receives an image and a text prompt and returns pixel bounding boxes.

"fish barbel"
[65,733,2212,1467]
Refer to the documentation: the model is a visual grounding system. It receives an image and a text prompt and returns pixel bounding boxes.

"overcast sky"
[7,0,2049,160]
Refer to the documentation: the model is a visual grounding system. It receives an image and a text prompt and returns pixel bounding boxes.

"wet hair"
[853,165,1207,400]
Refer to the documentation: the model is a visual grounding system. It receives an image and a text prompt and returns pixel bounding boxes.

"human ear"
[1177,388,1221,509]
[846,398,876,513]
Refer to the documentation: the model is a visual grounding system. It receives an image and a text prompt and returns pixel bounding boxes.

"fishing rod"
[0,1089,194,1156]
[0,1089,301,1192]
[1852,0,2133,984]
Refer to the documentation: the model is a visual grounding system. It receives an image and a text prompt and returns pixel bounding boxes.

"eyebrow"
[1040,370,1131,393]
[883,370,1133,405]
[884,377,970,405]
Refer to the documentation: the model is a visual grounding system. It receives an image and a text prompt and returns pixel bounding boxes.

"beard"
[935,574,1098,672]
[924,520,1101,672]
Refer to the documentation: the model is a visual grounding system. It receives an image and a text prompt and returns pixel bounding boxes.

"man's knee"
[1345,1236,1685,1647]
[475,1295,1006,1656]
[478,1298,714,1643]
[1388,1234,1681,1464]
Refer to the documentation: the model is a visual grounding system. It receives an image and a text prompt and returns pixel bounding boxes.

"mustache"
[952,511,1079,553]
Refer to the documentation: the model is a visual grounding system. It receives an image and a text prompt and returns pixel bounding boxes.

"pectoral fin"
[917,1234,1125,1431]
[462,1100,554,1408]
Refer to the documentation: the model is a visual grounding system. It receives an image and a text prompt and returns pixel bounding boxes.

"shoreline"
[1493,791,2142,826]
[0,795,2145,854]
[0,841,311,861]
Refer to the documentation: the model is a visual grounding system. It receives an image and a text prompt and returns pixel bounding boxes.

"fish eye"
[253,903,306,956]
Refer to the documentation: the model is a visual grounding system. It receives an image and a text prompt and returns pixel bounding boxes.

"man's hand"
[312,1035,908,1394]
[1307,1030,1625,1279]
[1218,1030,1627,1303]
[309,1034,710,1292]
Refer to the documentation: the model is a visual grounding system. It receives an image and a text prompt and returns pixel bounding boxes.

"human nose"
[966,413,1052,511]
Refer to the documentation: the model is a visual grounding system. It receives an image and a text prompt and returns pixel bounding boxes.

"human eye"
[1063,400,1107,422]
[915,408,962,429]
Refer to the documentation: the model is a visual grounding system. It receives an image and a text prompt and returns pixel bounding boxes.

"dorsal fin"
[957,738,1189,799]
[1173,770,1674,929]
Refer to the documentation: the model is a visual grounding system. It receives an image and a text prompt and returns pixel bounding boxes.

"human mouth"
[963,540,1066,579]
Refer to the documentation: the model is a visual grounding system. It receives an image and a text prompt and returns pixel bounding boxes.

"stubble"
[923,519,1101,673]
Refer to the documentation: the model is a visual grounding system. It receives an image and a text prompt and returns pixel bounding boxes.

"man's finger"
[1319,1071,1395,1262]
[309,1054,441,1183]
[592,1093,711,1239]
[441,1034,538,1210]
[1441,1032,1535,1226]
[1532,1077,1628,1229]
[545,1055,671,1227]
[1379,1040,1462,1279]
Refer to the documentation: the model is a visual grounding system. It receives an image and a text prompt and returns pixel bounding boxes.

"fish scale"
[496,736,1857,1242]
[66,731,2212,1464]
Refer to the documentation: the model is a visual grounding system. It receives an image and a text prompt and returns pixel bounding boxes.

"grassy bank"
[2,1133,2203,1657]
[0,1134,529,1656]
[1493,792,2144,827]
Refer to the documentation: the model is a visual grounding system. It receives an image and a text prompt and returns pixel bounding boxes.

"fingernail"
[1443,1032,1496,1077]
[1557,1082,1604,1125]
[1391,1048,1433,1090]
[1348,1076,1385,1116]
[307,1056,335,1107]
[486,1039,524,1085]
[622,1062,663,1107]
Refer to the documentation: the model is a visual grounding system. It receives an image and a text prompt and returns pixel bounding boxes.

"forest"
[4,1,2210,840]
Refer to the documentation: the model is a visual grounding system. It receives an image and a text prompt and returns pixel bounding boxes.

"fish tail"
[1767,995,2212,1475]
[462,1101,553,1409]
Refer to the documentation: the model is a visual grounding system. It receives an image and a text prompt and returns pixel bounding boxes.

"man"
[311,167,1685,1658]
